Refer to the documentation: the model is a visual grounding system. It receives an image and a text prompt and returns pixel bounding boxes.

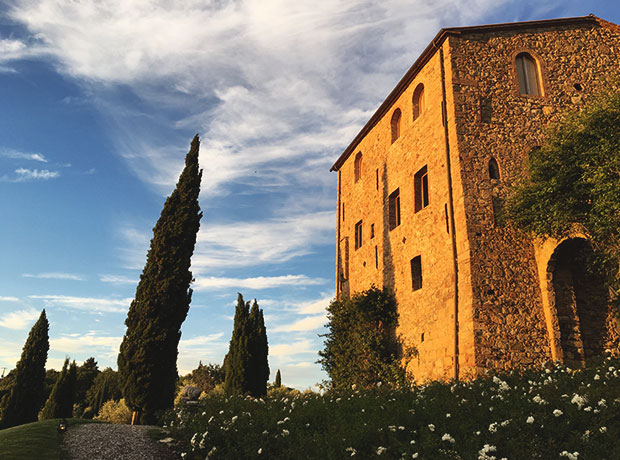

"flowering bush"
[94,398,132,424]
[165,357,620,459]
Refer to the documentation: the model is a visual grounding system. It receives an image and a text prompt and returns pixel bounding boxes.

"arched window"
[488,157,500,180]
[515,52,542,96]
[391,108,401,143]
[413,84,425,121]
[354,152,363,182]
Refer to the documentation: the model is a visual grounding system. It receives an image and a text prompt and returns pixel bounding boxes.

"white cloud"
[177,333,229,374]
[0,148,47,162]
[29,295,132,313]
[99,274,137,284]
[272,314,327,332]
[0,296,19,302]
[50,331,123,363]
[194,274,326,291]
[23,272,84,281]
[14,168,59,181]
[269,339,316,357]
[0,307,41,330]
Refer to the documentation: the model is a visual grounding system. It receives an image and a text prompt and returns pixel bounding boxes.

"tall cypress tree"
[118,135,203,424]
[224,294,251,395]
[274,369,281,388]
[247,300,269,397]
[40,358,77,419]
[0,310,49,428]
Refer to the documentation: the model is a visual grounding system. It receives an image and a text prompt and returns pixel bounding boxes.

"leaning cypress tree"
[40,358,76,419]
[247,300,269,397]
[224,294,251,395]
[0,309,49,428]
[118,135,203,424]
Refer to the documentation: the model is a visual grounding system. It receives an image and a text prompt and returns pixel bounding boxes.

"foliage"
[94,398,132,424]
[175,385,202,406]
[40,358,77,420]
[224,294,270,397]
[84,367,122,418]
[118,135,203,424]
[166,357,620,459]
[507,84,620,292]
[319,287,410,390]
[0,418,97,460]
[181,362,224,394]
[274,369,282,388]
[74,357,100,415]
[0,310,49,429]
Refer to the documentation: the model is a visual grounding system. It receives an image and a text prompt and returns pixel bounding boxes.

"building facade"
[331,15,620,381]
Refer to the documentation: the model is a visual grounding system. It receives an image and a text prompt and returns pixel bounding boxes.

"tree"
[247,300,269,397]
[0,309,49,428]
[318,287,411,390]
[274,369,282,388]
[40,358,77,419]
[74,357,100,415]
[118,135,203,424]
[224,294,251,395]
[507,84,620,293]
[85,368,121,418]
[183,362,224,394]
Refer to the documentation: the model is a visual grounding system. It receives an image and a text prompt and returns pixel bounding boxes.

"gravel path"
[62,423,180,460]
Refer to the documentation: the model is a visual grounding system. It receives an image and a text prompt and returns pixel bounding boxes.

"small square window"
[355,220,363,250]
[411,256,422,291]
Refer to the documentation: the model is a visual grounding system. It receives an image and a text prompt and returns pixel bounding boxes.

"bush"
[94,399,132,424]
[175,385,202,406]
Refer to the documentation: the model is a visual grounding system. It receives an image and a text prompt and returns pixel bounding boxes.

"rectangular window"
[375,246,378,269]
[370,223,375,239]
[414,166,429,212]
[355,220,363,250]
[376,168,379,190]
[411,256,422,291]
[388,188,401,230]
[444,203,449,233]
[342,202,345,221]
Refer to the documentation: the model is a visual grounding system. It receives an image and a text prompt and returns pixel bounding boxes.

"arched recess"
[412,84,424,121]
[391,108,401,143]
[488,157,500,180]
[545,238,608,367]
[354,152,363,183]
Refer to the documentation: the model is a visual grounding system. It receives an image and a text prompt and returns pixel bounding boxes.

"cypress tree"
[40,358,77,419]
[117,135,203,424]
[0,309,49,428]
[274,369,281,388]
[247,300,269,397]
[224,294,251,395]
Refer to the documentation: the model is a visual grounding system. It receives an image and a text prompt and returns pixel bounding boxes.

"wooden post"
[131,411,139,425]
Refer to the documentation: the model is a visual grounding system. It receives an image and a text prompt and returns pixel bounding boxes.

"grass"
[166,356,620,459]
[0,418,97,460]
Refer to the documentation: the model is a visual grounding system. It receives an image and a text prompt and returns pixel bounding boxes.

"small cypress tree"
[40,358,77,419]
[118,135,202,424]
[247,300,269,397]
[0,310,49,428]
[274,369,281,388]
[224,294,251,395]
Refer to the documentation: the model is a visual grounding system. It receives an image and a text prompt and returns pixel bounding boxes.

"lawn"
[0,418,96,460]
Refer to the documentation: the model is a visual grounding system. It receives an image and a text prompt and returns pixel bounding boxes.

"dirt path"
[62,423,180,460]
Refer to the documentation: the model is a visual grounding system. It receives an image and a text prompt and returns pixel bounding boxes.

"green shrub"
[94,398,131,424]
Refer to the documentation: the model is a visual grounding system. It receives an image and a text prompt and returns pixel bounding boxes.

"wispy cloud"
[0,296,19,302]
[178,333,228,374]
[0,148,47,162]
[99,274,137,285]
[23,272,84,281]
[194,274,326,291]
[14,168,59,181]
[50,331,123,362]
[270,339,316,357]
[29,295,132,313]
[272,314,327,333]
[0,307,41,330]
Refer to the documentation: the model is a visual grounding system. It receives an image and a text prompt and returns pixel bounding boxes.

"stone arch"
[545,238,607,367]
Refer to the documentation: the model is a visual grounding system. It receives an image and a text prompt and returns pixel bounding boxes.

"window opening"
[516,52,541,96]
[355,220,363,250]
[444,203,450,233]
[421,332,425,342]
[414,166,429,212]
[375,168,379,190]
[411,256,422,291]
[370,223,375,239]
[391,108,402,143]
[488,157,500,180]
[342,202,345,221]
[375,246,378,269]
[388,188,401,230]
[413,84,425,121]
[354,152,363,183]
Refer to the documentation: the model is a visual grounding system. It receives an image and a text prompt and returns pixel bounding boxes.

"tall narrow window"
[342,202,345,221]
[376,168,379,190]
[516,52,541,96]
[354,152,363,183]
[411,256,422,291]
[414,165,429,212]
[370,223,375,239]
[354,220,363,249]
[391,108,402,143]
[488,157,500,180]
[375,246,378,269]
[413,83,425,121]
[388,188,401,230]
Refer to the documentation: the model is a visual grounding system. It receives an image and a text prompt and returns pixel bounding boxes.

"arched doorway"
[547,238,607,367]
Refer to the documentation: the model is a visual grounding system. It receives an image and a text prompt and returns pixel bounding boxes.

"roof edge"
[330,14,605,172]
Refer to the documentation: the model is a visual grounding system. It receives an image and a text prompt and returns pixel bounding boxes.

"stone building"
[330,15,620,381]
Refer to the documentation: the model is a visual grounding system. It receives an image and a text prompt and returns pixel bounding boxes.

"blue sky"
[1,1,619,389]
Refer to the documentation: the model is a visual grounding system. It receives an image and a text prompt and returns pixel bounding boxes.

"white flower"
[583,406,592,412]
[478,444,497,460]
[219,410,224,415]
[441,433,455,443]
[206,447,217,458]
[446,413,451,418]
[282,429,290,436]
[231,415,238,423]
[598,399,607,407]
[388,425,397,432]
[412,454,419,459]
[600,426,607,433]
[376,446,387,455]
[560,451,579,460]
[428,424,435,431]
[553,409,563,417]
[488,422,498,433]
[571,394,586,409]
[594,374,601,380]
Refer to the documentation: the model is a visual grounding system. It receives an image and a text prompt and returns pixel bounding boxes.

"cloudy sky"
[1,0,619,389]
